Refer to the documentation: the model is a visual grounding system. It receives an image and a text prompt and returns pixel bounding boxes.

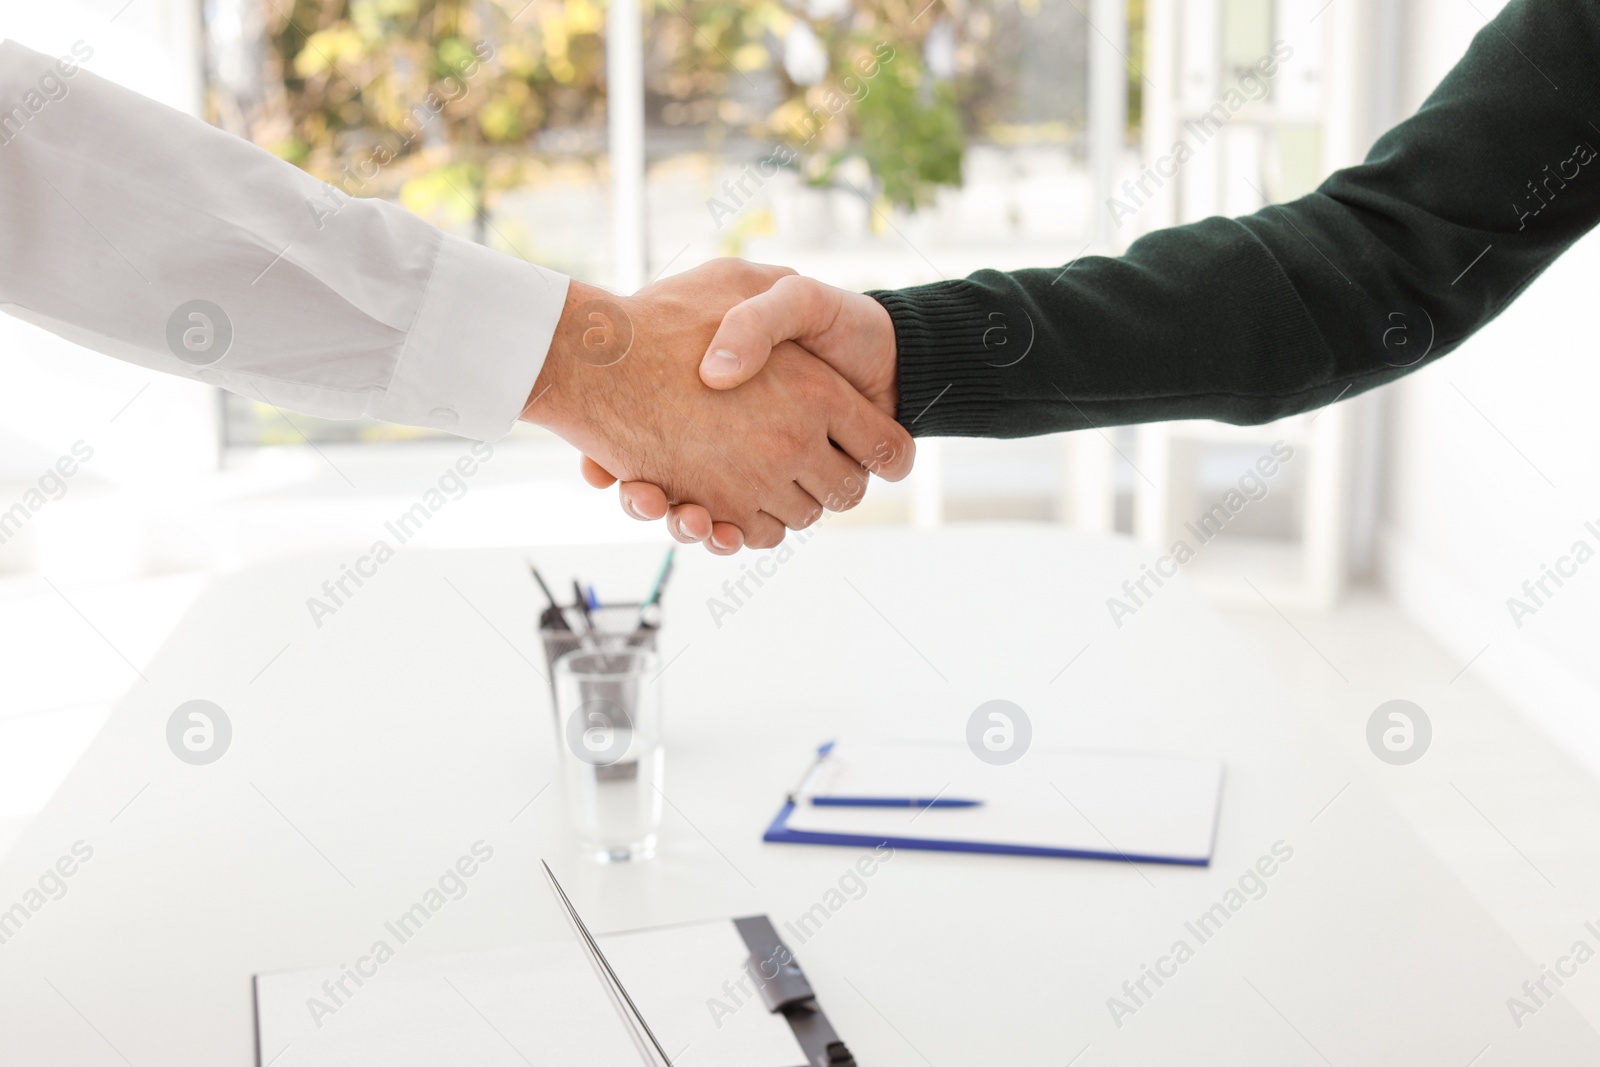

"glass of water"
[552,649,664,863]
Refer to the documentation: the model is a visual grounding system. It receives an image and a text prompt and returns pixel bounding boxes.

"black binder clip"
[747,944,816,1012]
[734,916,856,1067]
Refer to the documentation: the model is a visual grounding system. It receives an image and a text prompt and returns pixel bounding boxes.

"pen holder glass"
[552,648,664,864]
[539,603,659,707]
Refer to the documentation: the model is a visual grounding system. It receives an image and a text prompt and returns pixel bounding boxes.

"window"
[203,0,615,446]
[200,0,1110,465]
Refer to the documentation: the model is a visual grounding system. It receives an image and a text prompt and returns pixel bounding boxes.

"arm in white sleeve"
[0,39,569,441]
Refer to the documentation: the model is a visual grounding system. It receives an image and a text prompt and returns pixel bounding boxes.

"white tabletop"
[0,525,1592,1065]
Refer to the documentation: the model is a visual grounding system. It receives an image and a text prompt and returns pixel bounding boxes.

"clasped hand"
[523,259,908,552]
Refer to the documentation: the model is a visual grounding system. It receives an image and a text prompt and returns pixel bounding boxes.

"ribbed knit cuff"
[870,282,1003,437]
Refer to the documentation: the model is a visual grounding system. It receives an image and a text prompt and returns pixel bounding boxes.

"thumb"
[700,275,841,390]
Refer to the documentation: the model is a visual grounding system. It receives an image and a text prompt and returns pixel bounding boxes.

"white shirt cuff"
[378,233,569,441]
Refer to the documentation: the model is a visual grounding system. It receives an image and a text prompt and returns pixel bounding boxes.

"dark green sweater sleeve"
[875,0,1600,438]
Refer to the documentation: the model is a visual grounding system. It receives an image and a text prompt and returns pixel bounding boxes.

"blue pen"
[810,797,983,809]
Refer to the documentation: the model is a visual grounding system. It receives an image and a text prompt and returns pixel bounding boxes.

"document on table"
[254,919,810,1067]
[775,737,1225,864]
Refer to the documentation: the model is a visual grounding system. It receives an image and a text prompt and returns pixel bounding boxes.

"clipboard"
[252,908,855,1067]
[763,738,1225,866]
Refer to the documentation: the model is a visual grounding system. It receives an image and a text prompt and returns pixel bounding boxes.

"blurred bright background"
[4,0,1599,921]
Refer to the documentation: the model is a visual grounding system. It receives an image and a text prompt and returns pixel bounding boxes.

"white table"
[0,526,1593,1065]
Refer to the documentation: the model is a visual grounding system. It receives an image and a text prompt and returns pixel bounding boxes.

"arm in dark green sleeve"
[876,0,1600,438]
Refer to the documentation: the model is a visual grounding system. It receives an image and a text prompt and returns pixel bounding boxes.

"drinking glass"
[552,649,664,863]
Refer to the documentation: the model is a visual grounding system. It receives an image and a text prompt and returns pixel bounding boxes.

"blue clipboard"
[761,741,1216,866]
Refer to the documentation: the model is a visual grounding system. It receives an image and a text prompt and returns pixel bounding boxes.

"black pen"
[529,563,569,632]
[572,579,595,635]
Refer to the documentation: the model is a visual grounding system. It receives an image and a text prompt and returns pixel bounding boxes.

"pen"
[529,563,560,609]
[809,797,984,809]
[784,740,836,804]
[640,548,675,615]
[530,562,570,633]
[629,547,675,642]
[572,579,594,632]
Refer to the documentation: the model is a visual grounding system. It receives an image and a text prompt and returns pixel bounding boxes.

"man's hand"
[525,262,912,550]
[579,276,902,552]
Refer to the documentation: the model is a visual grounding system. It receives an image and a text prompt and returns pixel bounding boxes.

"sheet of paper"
[256,920,809,1067]
[599,919,810,1067]
[786,738,1224,862]
[255,939,646,1066]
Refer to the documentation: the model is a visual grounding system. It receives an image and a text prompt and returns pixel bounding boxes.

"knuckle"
[793,365,834,408]
[731,507,766,536]
[721,257,772,290]
[868,432,915,480]
[842,471,869,505]
[743,514,785,549]
[745,258,796,281]
[720,301,760,337]
[790,274,831,316]
[773,427,811,465]
[771,274,815,315]
[827,473,867,512]
[791,507,823,531]
[750,260,791,284]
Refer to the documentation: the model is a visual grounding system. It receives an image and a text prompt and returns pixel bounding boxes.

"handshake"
[524,259,913,554]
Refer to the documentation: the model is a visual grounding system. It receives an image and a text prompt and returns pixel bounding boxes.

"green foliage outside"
[211,0,1139,444]
[216,0,1129,221]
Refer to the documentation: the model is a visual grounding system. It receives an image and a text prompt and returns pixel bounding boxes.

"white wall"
[1379,0,1600,773]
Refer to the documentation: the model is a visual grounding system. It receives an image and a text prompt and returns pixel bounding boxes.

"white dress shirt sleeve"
[0,39,569,441]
